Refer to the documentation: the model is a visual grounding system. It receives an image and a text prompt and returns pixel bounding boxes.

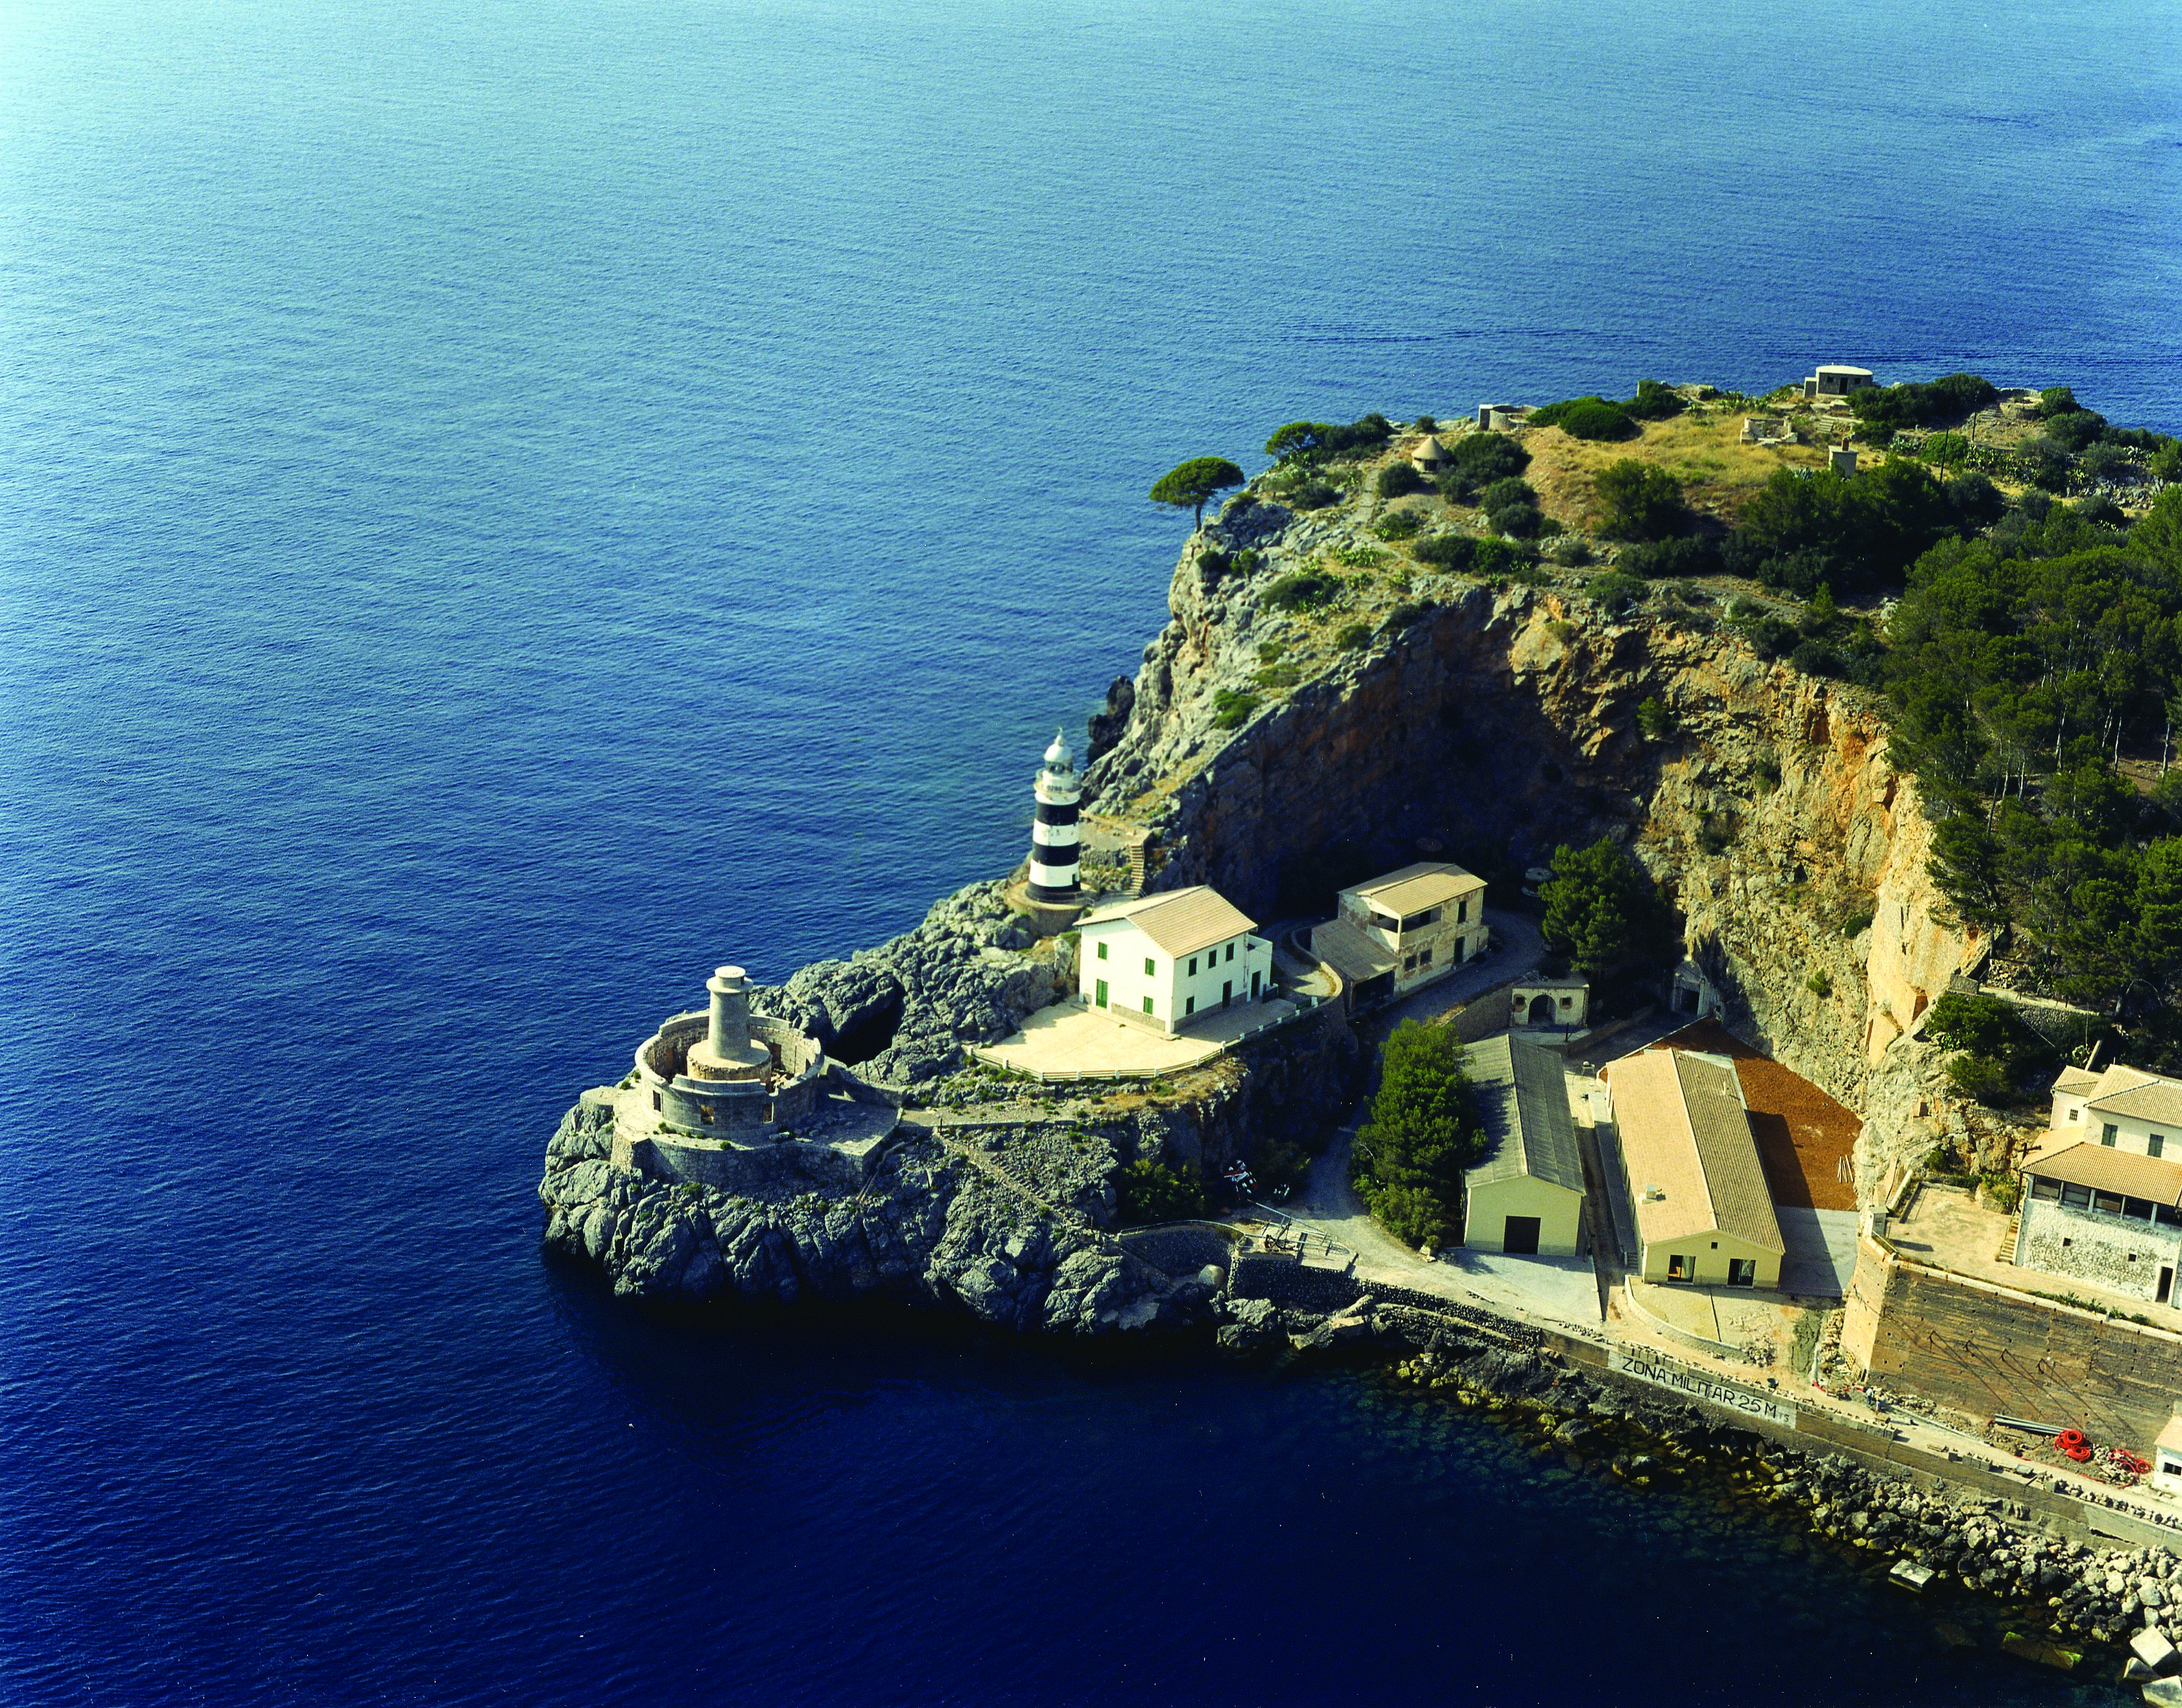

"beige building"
[1461,1035,1586,1257]
[1803,364,1874,399]
[1311,861,1485,1012]
[2013,1060,2182,1303]
[1605,1048,1784,1287]
[1075,887,1272,1036]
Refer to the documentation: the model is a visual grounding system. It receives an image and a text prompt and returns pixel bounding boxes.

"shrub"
[1697,814,1736,855]
[1806,969,1833,998]
[1488,500,1544,539]
[1471,537,1538,576]
[1263,570,1339,612]
[1981,1171,2023,1214]
[1589,572,1645,615]
[1637,696,1674,740]
[1918,431,1971,469]
[1116,1159,1206,1223]
[1840,906,1873,938]
[1382,601,1431,631]
[1624,379,1685,422]
[1594,459,1687,542]
[1754,751,1782,792]
[1335,622,1370,651]
[1375,508,1424,541]
[1789,637,1842,676]
[2044,409,2108,454]
[1413,414,1437,434]
[2016,437,2072,492]
[1257,639,1285,663]
[1364,1182,1454,1249]
[1618,535,1720,578]
[1851,373,1999,433]
[1945,472,2006,528]
[1412,534,1477,571]
[1232,548,1262,574]
[1546,537,1593,566]
[1437,432,1529,500]
[1211,689,1261,730]
[1559,400,1639,441]
[1480,478,1535,513]
[1942,1053,2011,1105]
[1377,462,1428,499]
[1255,663,1300,689]
[2036,385,2079,418]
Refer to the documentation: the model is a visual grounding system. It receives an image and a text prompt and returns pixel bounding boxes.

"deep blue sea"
[4,1,2179,1701]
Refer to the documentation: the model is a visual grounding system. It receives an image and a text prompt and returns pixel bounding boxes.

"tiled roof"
[2084,1063,2182,1129]
[2051,1065,2101,1097]
[1310,917,1395,984]
[1345,861,1485,917]
[1608,1049,1784,1254]
[2022,1140,2182,1204]
[1464,1034,1585,1195]
[1077,885,1257,959]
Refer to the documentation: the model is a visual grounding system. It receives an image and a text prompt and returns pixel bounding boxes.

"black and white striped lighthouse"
[1027,728,1081,901]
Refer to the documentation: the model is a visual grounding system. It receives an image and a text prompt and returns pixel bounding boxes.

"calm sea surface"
[4,1,2179,1701]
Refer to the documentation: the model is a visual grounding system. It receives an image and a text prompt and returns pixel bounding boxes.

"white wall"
[1078,920,1273,1034]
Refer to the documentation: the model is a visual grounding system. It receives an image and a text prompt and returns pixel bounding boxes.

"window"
[1560,995,1573,1008]
[2154,1134,2167,1158]
[1418,947,1433,967]
[1142,995,1154,1016]
[652,1091,663,1111]
[1096,940,1108,961]
[1458,898,1468,923]
[2095,1190,2127,1215]
[2062,1183,2092,1209]
[2067,1107,2080,1121]
[1667,1254,1691,1281]
[2104,1123,2119,1147]
[1145,957,1155,977]
[1187,956,1198,976]
[1402,952,1417,971]
[2031,1177,2061,1201]
[1225,943,1234,962]
[1185,996,1196,1016]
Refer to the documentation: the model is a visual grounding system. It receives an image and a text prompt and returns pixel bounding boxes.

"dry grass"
[1648,1019,1861,1212]
[1514,409,1830,533]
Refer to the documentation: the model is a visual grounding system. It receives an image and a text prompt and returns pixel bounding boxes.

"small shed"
[1509,976,1588,1032]
[1462,1035,1586,1257]
[1804,365,1875,400]
[1410,435,1448,473]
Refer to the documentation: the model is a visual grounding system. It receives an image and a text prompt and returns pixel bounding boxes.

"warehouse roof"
[1608,1049,1784,1254]
[1464,1034,1584,1196]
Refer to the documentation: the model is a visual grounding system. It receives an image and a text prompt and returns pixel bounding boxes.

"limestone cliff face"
[1085,504,1983,1202]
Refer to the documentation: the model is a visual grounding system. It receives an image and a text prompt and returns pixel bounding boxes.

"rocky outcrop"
[755,879,1062,1086]
[1084,492,1985,1203]
[539,1100,1214,1333]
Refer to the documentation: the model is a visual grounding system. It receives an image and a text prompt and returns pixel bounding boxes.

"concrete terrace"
[979,995,1298,1078]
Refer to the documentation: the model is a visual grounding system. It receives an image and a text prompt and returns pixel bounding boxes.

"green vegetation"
[1412,534,1475,571]
[1625,379,1686,422]
[1540,838,1678,979]
[1377,462,1428,499]
[1637,696,1674,740]
[1889,488,2182,1047]
[1482,476,1543,539]
[1919,992,2063,1106]
[1335,622,1371,651]
[1150,456,1245,525]
[1375,508,1424,541]
[1846,373,1999,446]
[1262,569,1340,612]
[1264,414,1396,463]
[1531,396,1638,441]
[1351,1020,1482,1249]
[1594,459,1688,542]
[1211,689,1262,730]
[1116,1159,1206,1223]
[1589,572,1645,616]
[1806,969,1833,998]
[1435,431,1530,502]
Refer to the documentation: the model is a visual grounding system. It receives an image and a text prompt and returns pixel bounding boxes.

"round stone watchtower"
[1027,728,1081,902]
[687,965,772,1081]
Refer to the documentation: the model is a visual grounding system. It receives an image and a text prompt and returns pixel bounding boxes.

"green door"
[1095,978,1108,1008]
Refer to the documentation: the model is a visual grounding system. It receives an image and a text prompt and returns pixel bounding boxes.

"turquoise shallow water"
[2,0,2178,1701]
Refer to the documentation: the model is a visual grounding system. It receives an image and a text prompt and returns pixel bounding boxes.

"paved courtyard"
[981,995,1297,1077]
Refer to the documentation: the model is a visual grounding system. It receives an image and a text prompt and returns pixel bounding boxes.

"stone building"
[1076,886,1270,1035]
[626,965,827,1144]
[1310,861,1485,1012]
[1803,364,1875,400]
[2013,1061,2182,1305]
[1509,976,1588,1032]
